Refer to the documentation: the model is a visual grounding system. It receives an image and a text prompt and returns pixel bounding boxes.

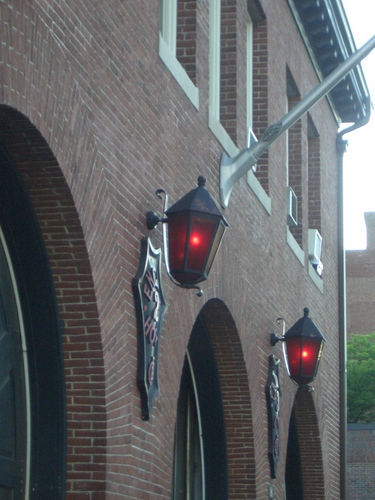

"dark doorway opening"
[285,409,303,499]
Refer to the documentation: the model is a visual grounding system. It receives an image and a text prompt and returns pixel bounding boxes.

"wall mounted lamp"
[270,308,326,386]
[147,176,228,294]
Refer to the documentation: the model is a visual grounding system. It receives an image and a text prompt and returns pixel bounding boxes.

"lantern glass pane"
[187,215,217,273]
[168,213,188,275]
[285,337,323,385]
[204,221,226,275]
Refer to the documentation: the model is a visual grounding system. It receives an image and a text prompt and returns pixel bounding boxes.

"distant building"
[346,213,375,499]
[346,212,375,335]
[347,424,375,499]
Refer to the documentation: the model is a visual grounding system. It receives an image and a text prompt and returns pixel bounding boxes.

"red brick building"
[0,0,370,498]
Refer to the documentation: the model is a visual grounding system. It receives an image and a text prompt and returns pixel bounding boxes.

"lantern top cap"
[165,175,228,224]
[284,307,326,341]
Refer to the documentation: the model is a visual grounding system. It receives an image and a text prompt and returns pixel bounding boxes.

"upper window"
[307,115,321,234]
[286,68,302,248]
[245,14,271,215]
[307,115,323,280]
[177,0,198,85]
[208,0,238,157]
[246,16,253,134]
[160,0,199,108]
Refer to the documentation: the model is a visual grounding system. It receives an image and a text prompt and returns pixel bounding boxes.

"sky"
[341,0,375,249]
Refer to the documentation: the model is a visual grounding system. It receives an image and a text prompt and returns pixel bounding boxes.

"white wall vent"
[308,229,323,276]
[286,186,298,227]
[247,128,258,172]
[308,229,322,262]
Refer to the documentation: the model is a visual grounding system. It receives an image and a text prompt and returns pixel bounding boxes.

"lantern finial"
[197,175,206,187]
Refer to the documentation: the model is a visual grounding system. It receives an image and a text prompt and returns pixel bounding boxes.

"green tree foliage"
[347,332,375,423]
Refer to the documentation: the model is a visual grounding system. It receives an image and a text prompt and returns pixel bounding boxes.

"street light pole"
[220,34,375,208]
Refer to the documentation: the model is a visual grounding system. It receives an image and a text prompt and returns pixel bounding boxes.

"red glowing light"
[191,234,201,246]
[302,349,309,359]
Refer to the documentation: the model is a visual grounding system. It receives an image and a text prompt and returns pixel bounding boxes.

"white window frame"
[159,0,199,109]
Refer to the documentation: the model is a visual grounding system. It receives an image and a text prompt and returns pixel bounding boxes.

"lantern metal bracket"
[147,189,204,297]
[270,317,286,346]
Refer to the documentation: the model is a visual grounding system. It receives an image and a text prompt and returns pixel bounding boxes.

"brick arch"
[293,386,325,499]
[0,105,107,498]
[199,298,256,498]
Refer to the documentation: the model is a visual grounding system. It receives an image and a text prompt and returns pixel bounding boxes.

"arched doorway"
[173,299,256,498]
[173,313,228,499]
[285,387,325,499]
[0,145,65,497]
[0,106,107,498]
[285,409,303,499]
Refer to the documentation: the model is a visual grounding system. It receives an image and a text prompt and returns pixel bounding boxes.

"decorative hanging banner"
[132,237,167,420]
[265,354,282,479]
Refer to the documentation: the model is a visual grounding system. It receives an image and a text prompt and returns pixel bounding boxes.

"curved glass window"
[173,352,204,499]
[0,227,30,498]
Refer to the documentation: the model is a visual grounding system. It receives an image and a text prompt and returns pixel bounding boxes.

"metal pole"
[220,34,375,208]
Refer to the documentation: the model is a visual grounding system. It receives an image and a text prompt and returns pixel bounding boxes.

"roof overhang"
[288,0,371,124]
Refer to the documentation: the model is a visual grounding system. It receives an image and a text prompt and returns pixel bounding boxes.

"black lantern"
[147,176,228,293]
[270,308,326,386]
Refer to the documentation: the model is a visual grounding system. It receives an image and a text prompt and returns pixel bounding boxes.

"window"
[173,315,228,499]
[285,68,305,264]
[246,16,253,134]
[208,0,238,157]
[286,69,302,247]
[307,116,323,284]
[249,14,269,200]
[177,0,198,85]
[245,14,272,214]
[173,353,204,499]
[0,228,30,498]
[307,115,321,233]
[160,0,199,108]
